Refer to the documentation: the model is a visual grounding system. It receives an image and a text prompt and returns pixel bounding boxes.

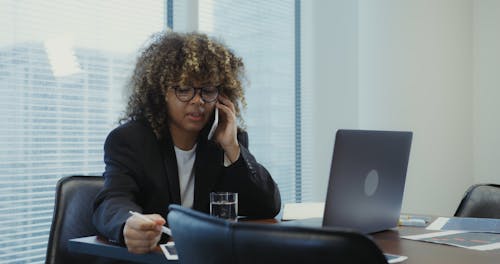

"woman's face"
[165,83,218,137]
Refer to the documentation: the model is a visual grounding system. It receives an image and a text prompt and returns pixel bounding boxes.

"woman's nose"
[190,89,205,104]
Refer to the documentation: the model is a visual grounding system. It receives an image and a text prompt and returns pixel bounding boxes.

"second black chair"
[45,175,104,264]
[167,204,388,264]
[454,183,500,218]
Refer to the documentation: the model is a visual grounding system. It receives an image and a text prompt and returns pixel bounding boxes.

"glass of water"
[210,192,238,221]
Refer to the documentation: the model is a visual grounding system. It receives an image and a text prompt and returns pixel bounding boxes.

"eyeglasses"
[172,86,219,103]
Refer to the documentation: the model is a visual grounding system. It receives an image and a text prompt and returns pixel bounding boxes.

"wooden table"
[372,225,500,264]
[69,219,500,263]
[69,235,173,264]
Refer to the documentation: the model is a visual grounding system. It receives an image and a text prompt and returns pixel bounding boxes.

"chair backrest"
[454,183,500,218]
[45,175,104,264]
[167,204,388,264]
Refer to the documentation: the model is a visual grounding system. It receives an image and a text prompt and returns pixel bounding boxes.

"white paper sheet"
[402,231,500,251]
[281,202,325,220]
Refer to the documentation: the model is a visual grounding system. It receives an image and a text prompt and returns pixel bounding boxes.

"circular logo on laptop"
[364,169,379,196]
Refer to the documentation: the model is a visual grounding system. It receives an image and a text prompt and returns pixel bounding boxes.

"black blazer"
[92,120,281,244]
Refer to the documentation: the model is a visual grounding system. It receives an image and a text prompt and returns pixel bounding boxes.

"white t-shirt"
[174,144,196,208]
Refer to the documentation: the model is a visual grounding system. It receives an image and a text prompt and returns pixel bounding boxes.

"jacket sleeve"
[92,127,143,245]
[218,131,281,218]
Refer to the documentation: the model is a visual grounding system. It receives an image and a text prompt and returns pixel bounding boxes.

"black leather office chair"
[454,183,500,218]
[167,204,388,264]
[45,175,104,264]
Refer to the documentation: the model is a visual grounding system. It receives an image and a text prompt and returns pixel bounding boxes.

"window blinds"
[0,1,163,262]
[193,0,310,203]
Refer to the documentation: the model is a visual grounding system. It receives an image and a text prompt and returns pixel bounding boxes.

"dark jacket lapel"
[160,132,181,205]
[193,140,223,213]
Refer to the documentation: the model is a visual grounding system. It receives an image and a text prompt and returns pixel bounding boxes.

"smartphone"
[207,108,218,140]
[160,242,178,260]
[384,253,408,263]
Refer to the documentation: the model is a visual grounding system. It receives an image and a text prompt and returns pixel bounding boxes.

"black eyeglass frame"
[171,86,220,103]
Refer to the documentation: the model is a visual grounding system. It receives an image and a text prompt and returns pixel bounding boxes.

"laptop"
[286,129,413,234]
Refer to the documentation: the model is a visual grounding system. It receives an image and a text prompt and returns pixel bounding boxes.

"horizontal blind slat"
[0,222,52,232]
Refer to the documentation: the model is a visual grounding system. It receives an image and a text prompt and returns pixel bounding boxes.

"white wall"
[473,0,500,184]
[358,0,473,215]
[306,0,500,215]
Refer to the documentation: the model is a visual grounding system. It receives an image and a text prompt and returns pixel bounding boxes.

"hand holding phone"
[207,108,218,140]
[213,96,240,163]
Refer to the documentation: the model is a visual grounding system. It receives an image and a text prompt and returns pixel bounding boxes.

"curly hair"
[122,31,246,139]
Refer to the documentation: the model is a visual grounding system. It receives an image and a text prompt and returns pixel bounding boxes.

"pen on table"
[400,214,431,223]
[129,211,172,236]
[398,218,427,227]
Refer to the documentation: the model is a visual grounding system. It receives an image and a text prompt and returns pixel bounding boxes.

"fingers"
[124,230,161,253]
[216,100,236,124]
[127,214,164,231]
[216,101,234,122]
[148,214,166,226]
[124,214,165,254]
[217,95,236,114]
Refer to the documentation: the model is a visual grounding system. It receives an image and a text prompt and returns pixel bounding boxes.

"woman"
[92,32,281,254]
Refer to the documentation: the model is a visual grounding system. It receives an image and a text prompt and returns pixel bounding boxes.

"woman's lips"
[187,112,203,121]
